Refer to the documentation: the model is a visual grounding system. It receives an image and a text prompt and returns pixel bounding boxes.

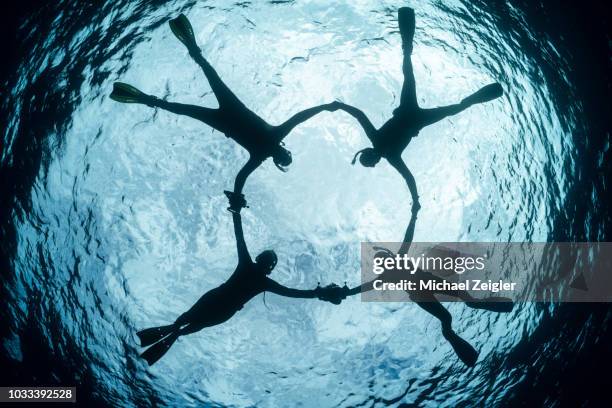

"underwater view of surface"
[1,0,610,406]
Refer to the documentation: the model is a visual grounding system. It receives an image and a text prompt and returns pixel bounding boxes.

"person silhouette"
[342,210,513,367]
[136,192,344,366]
[110,14,339,210]
[336,7,503,213]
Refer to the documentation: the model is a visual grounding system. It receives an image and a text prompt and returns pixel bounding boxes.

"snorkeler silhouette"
[136,192,345,366]
[110,14,339,211]
[342,211,513,367]
[336,7,503,213]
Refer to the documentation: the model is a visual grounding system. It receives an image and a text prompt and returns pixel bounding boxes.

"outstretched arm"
[266,279,318,298]
[234,157,261,196]
[232,212,251,263]
[276,104,334,140]
[336,102,377,142]
[346,270,404,297]
[387,156,420,211]
[345,280,375,296]
[398,210,418,256]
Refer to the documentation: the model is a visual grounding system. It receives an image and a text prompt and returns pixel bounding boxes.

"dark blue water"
[1,1,610,406]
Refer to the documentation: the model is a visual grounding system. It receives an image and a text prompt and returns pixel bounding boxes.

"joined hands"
[326,100,343,112]
[315,283,350,305]
[224,190,249,213]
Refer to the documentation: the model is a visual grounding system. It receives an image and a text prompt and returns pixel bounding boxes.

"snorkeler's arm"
[398,210,418,255]
[276,104,335,139]
[346,269,402,297]
[233,157,260,195]
[387,156,420,211]
[232,212,251,263]
[336,103,377,141]
[345,280,376,296]
[265,279,318,298]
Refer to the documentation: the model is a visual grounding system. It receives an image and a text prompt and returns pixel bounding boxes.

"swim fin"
[398,7,415,48]
[140,332,180,366]
[169,14,198,51]
[443,329,479,367]
[461,83,503,106]
[467,298,514,313]
[110,82,149,104]
[137,324,178,347]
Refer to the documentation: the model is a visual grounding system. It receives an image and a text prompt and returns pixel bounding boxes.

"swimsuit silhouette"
[343,210,514,367]
[110,14,339,210]
[136,192,344,365]
[336,7,503,213]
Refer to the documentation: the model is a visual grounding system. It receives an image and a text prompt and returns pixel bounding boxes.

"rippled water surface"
[1,0,610,406]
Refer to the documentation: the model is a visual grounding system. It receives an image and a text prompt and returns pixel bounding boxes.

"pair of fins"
[110,14,196,104]
[444,329,479,367]
[447,296,513,366]
[137,324,180,366]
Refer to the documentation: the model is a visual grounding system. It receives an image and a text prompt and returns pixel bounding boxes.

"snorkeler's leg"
[464,294,514,313]
[414,296,478,366]
[435,289,514,313]
[418,83,503,128]
[174,289,235,337]
[467,298,514,313]
[188,49,244,110]
[111,83,224,128]
[167,15,243,110]
[418,104,466,128]
[150,98,225,129]
[176,309,233,336]
[398,7,418,110]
